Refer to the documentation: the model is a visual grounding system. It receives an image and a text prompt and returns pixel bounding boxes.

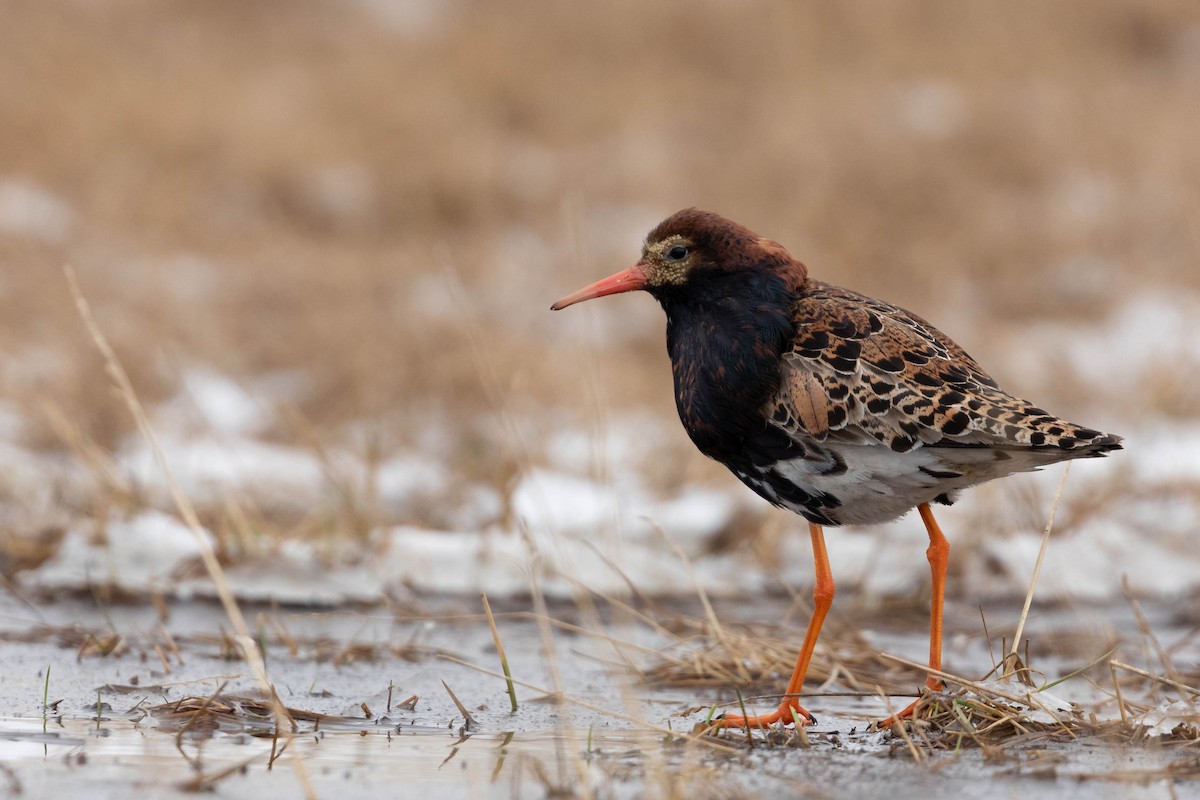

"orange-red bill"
[550,264,648,310]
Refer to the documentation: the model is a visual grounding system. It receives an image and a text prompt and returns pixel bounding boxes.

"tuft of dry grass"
[643,613,913,697]
[148,693,340,734]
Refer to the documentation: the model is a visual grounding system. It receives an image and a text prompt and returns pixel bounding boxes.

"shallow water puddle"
[2,710,1196,800]
[1,594,1198,798]
[0,713,711,798]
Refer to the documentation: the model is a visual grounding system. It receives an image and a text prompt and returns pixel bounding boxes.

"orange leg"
[878,502,949,726]
[718,523,834,729]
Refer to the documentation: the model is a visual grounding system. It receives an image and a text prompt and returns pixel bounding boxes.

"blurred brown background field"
[1,0,1198,563]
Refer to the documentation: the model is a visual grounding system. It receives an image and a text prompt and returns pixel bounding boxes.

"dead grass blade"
[1006,462,1070,677]
[876,686,924,763]
[1110,660,1200,699]
[442,680,478,730]
[65,266,314,798]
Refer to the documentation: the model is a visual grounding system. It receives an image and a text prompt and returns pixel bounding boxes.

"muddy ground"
[2,591,1197,799]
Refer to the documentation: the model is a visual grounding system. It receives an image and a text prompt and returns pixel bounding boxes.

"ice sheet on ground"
[30,511,212,596]
[26,443,1200,607]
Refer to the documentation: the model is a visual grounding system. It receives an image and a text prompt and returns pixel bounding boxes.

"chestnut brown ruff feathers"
[551,207,1122,730]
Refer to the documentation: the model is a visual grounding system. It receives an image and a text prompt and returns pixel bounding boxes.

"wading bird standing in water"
[552,209,1121,728]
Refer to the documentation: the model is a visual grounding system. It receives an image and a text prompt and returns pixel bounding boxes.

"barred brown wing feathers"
[768,280,1122,456]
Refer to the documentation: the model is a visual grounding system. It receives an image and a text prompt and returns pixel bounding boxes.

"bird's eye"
[667,245,689,261]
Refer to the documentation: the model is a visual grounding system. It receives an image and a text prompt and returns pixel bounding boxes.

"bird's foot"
[716,697,814,730]
[875,680,946,729]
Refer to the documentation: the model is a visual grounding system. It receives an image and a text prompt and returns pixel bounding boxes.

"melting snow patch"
[372,481,746,600]
[0,179,74,242]
[375,452,451,510]
[511,469,626,534]
[1142,700,1200,736]
[1124,422,1200,483]
[156,368,273,436]
[1005,288,1200,407]
[972,679,1079,724]
[194,540,388,606]
[119,434,328,511]
[26,511,209,595]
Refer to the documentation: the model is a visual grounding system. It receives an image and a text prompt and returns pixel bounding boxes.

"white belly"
[740,439,1060,526]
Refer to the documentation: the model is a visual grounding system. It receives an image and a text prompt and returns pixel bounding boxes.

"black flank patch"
[986,406,1006,419]
[1074,427,1100,439]
[825,357,858,373]
[918,412,936,425]
[1029,432,1046,445]
[761,471,813,506]
[819,450,848,476]
[772,405,790,423]
[735,475,780,506]
[1046,425,1064,436]
[827,406,848,427]
[746,430,807,464]
[899,420,920,438]
[933,492,953,505]
[920,466,962,480]
[813,492,842,508]
[801,508,837,526]
[865,312,884,333]
[890,435,916,453]
[942,412,972,436]
[1057,437,1079,448]
[1003,424,1023,440]
[870,380,895,394]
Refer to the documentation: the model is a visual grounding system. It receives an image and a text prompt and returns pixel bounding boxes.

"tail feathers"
[1062,433,1122,458]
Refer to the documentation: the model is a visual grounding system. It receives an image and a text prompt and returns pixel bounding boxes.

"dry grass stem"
[65,266,313,797]
[877,686,924,762]
[644,612,907,697]
[1110,660,1200,699]
[1006,462,1071,677]
[1111,660,1130,725]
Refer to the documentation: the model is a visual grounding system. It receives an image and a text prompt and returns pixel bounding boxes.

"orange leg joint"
[718,523,833,729]
[878,502,950,727]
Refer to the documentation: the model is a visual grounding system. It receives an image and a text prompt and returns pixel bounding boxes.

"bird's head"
[551,208,808,310]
